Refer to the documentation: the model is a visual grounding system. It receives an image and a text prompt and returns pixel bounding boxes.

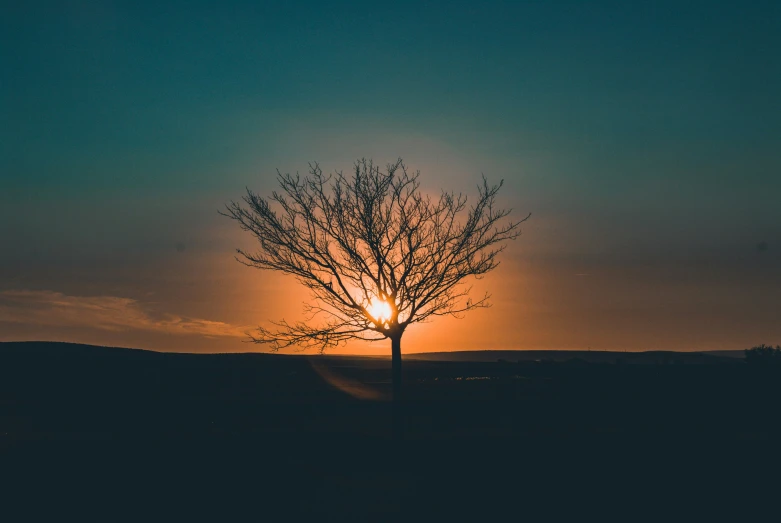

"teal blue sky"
[1,1,779,352]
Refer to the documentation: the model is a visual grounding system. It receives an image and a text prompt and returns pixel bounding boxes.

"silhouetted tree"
[222,158,527,413]
[744,344,781,365]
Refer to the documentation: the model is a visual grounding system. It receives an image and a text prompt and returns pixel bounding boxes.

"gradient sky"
[1,0,780,354]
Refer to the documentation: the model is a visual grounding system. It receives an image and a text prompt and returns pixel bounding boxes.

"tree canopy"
[222,158,528,351]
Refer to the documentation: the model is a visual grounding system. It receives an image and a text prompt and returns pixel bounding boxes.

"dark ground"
[2,341,779,521]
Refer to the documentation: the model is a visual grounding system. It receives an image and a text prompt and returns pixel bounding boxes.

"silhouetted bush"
[744,344,781,365]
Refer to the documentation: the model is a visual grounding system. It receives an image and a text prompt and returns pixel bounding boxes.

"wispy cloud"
[0,290,248,338]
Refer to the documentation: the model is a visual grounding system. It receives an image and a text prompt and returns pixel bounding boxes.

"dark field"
[2,342,779,521]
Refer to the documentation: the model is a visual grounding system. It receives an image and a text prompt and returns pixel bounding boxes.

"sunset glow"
[367,298,392,324]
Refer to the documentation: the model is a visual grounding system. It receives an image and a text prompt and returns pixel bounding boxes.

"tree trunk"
[391,334,403,439]
[391,335,402,402]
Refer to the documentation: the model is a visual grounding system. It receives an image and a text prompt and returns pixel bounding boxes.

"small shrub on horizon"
[744,344,781,365]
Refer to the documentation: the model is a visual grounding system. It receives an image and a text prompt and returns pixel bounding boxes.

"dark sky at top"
[1,0,779,352]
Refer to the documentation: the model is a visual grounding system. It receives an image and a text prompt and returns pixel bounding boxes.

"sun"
[367,297,392,323]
